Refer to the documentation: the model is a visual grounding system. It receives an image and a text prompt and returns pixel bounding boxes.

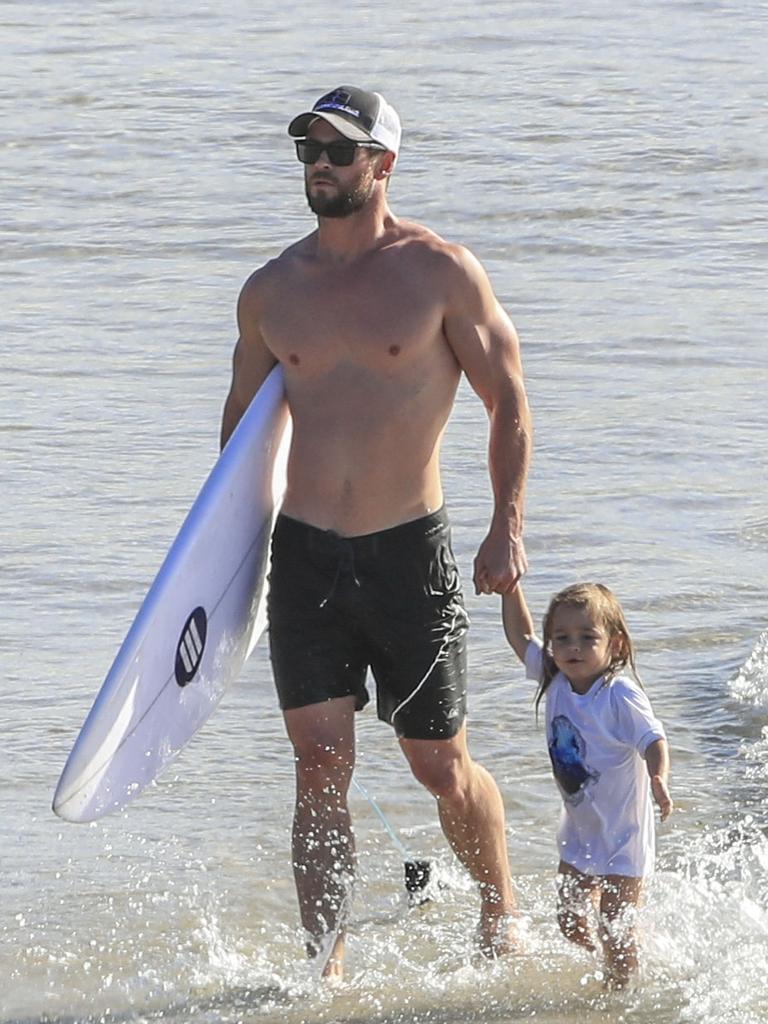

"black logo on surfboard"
[175,607,208,687]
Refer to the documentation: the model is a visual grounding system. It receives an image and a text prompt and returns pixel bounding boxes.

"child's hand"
[651,775,673,821]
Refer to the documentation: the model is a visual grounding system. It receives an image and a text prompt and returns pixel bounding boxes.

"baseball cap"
[288,86,401,156]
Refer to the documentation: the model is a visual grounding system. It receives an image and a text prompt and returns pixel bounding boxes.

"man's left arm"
[442,244,533,595]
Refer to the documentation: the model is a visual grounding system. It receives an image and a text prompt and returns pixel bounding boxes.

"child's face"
[548,603,618,692]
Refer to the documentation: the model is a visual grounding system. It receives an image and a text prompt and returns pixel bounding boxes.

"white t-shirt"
[525,638,666,878]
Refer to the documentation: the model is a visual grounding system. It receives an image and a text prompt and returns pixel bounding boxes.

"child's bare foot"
[601,942,638,991]
[603,963,638,992]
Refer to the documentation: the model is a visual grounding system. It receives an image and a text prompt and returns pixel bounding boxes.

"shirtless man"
[220,86,532,979]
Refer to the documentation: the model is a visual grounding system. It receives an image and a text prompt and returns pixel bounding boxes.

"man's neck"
[313,198,396,263]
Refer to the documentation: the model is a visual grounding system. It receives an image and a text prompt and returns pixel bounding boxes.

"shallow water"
[3,1,768,1022]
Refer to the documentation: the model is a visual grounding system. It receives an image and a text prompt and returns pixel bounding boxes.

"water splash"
[646,820,768,1024]
[729,630,768,709]
[5,825,768,1024]
[742,727,768,783]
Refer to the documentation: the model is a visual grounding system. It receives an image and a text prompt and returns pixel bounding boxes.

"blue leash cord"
[352,776,412,860]
[352,776,433,903]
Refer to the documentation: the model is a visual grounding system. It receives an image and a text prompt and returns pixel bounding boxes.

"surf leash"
[352,775,431,904]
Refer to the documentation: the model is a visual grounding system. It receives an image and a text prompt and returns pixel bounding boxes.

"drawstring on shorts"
[319,534,361,608]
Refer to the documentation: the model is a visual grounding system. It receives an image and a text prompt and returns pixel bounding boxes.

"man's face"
[303,122,381,218]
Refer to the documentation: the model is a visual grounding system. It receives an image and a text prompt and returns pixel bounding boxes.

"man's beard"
[305,171,376,218]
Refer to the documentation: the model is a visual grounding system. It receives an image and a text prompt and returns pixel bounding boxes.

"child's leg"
[597,874,643,988]
[556,860,598,952]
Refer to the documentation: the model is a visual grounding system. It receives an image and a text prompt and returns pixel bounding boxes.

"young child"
[502,582,673,988]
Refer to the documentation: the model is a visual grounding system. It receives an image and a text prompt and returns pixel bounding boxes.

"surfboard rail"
[53,365,289,822]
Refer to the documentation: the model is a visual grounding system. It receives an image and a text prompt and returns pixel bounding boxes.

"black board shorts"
[267,507,469,740]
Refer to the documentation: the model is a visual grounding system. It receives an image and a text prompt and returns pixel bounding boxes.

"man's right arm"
[220,273,278,450]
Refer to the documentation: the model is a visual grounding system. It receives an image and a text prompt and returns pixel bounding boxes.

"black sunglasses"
[295,138,386,167]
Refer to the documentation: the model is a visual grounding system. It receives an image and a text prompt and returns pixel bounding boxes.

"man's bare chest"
[260,262,445,372]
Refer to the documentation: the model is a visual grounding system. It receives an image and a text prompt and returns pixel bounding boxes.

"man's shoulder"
[239,235,315,303]
[391,219,482,277]
[394,218,469,257]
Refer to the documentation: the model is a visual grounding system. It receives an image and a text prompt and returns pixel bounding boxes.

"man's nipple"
[289,353,300,366]
[388,345,400,357]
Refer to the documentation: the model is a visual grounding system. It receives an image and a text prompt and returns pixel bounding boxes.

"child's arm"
[501,585,535,663]
[644,738,673,821]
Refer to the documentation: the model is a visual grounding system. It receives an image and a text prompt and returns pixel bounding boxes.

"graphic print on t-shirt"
[549,714,600,804]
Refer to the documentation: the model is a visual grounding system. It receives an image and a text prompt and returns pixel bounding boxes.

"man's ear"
[376,151,397,179]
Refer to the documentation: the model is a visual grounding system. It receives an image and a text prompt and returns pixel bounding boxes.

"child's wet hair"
[536,582,640,712]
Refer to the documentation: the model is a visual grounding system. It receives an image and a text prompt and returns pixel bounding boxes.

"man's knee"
[293,740,353,793]
[285,698,356,791]
[407,746,472,802]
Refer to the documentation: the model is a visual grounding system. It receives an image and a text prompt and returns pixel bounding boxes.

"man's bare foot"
[311,930,346,984]
[477,907,523,959]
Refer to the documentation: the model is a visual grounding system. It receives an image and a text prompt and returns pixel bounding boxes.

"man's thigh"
[268,516,370,712]
[283,695,358,775]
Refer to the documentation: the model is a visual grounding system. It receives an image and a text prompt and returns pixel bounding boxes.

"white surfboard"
[53,365,290,823]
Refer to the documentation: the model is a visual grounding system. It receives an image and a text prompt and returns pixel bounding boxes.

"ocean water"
[2,1,767,1022]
